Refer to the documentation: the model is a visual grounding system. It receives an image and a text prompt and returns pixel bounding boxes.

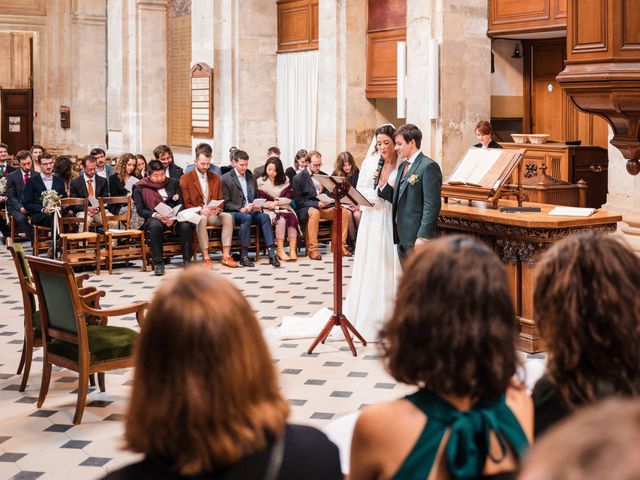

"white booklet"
[317,193,334,204]
[206,199,224,208]
[154,202,182,220]
[548,206,597,217]
[176,207,202,224]
[124,176,139,192]
[252,198,267,207]
[88,196,100,208]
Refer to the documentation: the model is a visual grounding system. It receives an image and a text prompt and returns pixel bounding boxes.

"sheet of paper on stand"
[154,202,182,220]
[124,176,139,192]
[548,206,597,217]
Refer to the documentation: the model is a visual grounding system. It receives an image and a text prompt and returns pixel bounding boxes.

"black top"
[101,424,342,480]
[532,374,640,437]
[473,140,502,149]
[108,174,128,198]
[331,170,359,189]
[285,166,298,183]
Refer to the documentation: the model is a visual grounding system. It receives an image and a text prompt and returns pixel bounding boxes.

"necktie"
[0,164,4,177]
[87,179,95,197]
[402,161,411,181]
[23,173,28,185]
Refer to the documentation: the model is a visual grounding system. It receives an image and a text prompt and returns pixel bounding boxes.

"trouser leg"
[146,218,164,265]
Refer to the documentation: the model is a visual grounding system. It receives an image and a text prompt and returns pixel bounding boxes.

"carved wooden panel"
[488,0,566,36]
[0,33,32,89]
[572,0,607,52]
[277,0,318,52]
[0,0,45,16]
[368,0,406,31]
[366,28,405,99]
[621,0,640,51]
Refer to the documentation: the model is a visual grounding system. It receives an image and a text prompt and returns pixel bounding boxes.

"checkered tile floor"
[0,244,411,479]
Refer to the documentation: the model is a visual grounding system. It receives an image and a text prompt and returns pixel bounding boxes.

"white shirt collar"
[84,174,95,183]
[407,150,420,165]
[234,167,245,178]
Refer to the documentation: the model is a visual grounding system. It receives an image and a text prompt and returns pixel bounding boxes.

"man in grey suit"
[391,124,442,262]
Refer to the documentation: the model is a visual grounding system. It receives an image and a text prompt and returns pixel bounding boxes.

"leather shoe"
[269,255,281,268]
[239,256,254,267]
[342,249,353,257]
[221,256,238,268]
[154,263,165,276]
[202,257,213,269]
[309,250,322,261]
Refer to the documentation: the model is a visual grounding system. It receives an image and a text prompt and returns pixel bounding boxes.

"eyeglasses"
[311,163,322,168]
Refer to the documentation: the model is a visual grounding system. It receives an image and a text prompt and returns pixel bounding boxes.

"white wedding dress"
[343,152,402,342]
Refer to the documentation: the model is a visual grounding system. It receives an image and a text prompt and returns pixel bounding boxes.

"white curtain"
[276,50,319,169]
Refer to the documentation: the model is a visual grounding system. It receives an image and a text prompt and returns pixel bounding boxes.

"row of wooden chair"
[8,242,148,424]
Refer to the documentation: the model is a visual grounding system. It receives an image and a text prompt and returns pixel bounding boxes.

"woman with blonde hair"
[102,268,342,480]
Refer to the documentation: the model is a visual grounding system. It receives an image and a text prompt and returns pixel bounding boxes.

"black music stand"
[307,175,372,357]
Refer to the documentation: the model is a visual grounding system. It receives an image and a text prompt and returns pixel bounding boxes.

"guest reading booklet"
[446,148,517,191]
[154,202,182,220]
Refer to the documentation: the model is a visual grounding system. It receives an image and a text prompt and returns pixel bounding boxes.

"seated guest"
[29,144,45,173]
[153,144,183,180]
[350,236,532,480]
[332,151,361,246]
[23,154,67,244]
[134,154,147,178]
[531,232,640,437]
[133,160,193,276]
[180,144,236,269]
[6,150,34,242]
[520,398,640,480]
[292,150,348,261]
[474,120,502,149]
[254,146,280,178]
[0,142,16,242]
[184,142,222,175]
[70,155,117,232]
[53,155,78,197]
[108,153,138,198]
[101,268,342,480]
[257,157,299,262]
[221,150,280,267]
[91,147,114,179]
[285,149,308,183]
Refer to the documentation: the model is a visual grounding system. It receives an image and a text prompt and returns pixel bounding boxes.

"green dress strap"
[391,390,529,480]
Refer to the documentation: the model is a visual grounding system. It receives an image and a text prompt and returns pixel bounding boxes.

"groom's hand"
[415,237,428,247]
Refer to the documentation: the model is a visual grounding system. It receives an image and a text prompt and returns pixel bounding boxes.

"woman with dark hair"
[332,151,361,245]
[134,154,147,178]
[474,120,502,149]
[285,149,308,183]
[30,144,46,173]
[350,236,532,480]
[257,157,299,261]
[342,124,401,341]
[531,232,640,436]
[53,155,78,197]
[102,268,342,480]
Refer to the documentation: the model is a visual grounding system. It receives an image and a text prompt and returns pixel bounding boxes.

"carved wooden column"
[557,0,640,175]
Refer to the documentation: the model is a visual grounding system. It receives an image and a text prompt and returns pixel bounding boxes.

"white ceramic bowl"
[511,134,529,144]
[528,134,549,144]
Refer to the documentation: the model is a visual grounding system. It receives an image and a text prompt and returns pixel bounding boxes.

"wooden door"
[1,89,33,154]
[524,39,565,141]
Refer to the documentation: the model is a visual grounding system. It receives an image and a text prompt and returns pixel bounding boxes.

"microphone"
[373,156,385,188]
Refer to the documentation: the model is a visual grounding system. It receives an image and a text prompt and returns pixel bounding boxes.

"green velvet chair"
[9,243,106,392]
[26,255,147,424]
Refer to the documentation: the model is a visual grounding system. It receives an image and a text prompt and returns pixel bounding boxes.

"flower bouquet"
[41,190,61,214]
[0,177,7,195]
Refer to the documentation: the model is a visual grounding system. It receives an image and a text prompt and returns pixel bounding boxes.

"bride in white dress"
[343,124,402,341]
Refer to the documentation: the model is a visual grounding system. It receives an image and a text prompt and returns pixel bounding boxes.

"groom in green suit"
[391,124,442,262]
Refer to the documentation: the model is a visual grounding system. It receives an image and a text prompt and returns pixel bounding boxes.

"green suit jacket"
[392,152,442,250]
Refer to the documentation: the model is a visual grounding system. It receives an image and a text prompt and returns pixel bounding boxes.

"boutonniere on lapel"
[408,174,419,185]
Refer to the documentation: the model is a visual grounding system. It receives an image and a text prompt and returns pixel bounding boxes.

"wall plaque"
[191,62,213,138]
[168,0,192,148]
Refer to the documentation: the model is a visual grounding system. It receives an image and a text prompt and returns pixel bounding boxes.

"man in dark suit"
[133,159,193,276]
[0,142,16,241]
[292,150,348,261]
[391,124,442,262]
[23,153,67,230]
[70,154,117,232]
[6,150,34,242]
[154,144,183,180]
[221,150,280,267]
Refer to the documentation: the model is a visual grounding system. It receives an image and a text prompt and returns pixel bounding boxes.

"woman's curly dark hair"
[380,235,518,400]
[534,232,640,408]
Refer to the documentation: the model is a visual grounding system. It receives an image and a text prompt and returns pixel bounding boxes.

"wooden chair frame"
[98,195,147,274]
[27,255,147,424]
[59,197,102,273]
